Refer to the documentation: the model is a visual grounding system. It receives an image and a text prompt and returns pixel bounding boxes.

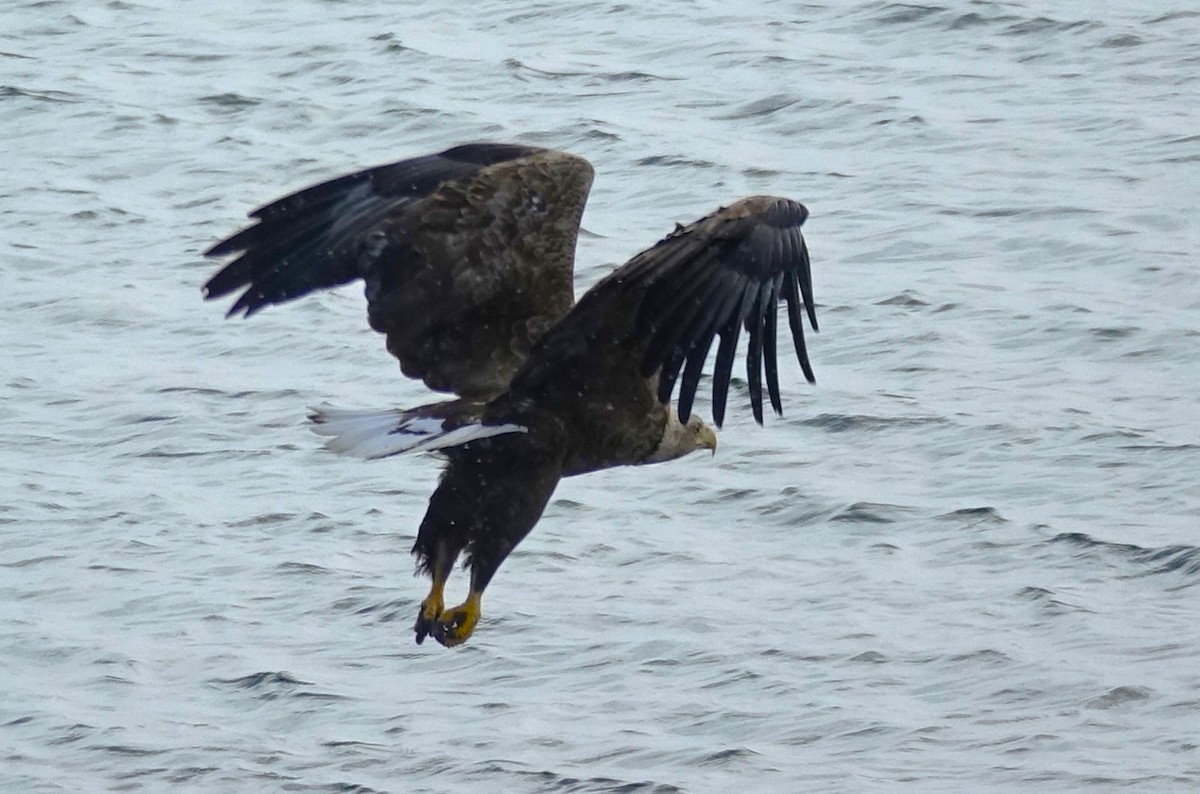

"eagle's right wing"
[504,196,817,429]
[203,144,595,400]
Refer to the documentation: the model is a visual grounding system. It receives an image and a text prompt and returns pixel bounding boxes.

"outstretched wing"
[634,196,817,425]
[203,143,595,399]
[505,196,816,428]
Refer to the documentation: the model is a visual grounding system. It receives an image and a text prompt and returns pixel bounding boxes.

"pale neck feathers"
[647,406,717,463]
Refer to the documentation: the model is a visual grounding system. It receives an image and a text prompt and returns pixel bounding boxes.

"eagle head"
[648,407,718,462]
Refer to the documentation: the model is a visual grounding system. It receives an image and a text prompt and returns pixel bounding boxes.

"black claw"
[432,620,458,647]
[414,612,433,645]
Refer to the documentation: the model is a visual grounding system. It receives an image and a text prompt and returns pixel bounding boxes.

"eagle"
[203,143,818,647]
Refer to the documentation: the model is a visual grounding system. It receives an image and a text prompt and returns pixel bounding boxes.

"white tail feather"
[308,404,526,460]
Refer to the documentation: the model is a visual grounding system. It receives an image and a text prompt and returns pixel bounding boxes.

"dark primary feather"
[204,143,594,399]
[632,196,817,426]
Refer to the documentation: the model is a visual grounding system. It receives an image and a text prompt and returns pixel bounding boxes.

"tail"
[308,404,526,460]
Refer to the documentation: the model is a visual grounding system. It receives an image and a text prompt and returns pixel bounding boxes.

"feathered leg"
[413,435,563,647]
[412,535,464,645]
[431,467,563,647]
[411,480,471,645]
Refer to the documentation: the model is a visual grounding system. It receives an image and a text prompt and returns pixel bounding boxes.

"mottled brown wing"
[503,196,816,428]
[203,143,595,399]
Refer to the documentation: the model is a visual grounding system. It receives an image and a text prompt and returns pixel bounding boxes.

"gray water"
[3,1,1199,791]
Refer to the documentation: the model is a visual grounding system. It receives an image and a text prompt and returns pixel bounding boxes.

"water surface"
[3,1,1199,791]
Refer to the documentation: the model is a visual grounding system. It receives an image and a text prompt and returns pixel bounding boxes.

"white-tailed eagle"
[203,143,818,647]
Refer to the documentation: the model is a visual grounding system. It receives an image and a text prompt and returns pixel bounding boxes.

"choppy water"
[4,1,1199,791]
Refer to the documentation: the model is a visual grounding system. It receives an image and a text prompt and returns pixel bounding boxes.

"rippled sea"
[4,1,1199,791]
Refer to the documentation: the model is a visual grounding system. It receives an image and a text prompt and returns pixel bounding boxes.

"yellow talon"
[413,577,447,645]
[434,591,482,647]
[419,592,444,622]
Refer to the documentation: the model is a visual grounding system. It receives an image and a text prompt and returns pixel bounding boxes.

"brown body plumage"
[204,143,817,647]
